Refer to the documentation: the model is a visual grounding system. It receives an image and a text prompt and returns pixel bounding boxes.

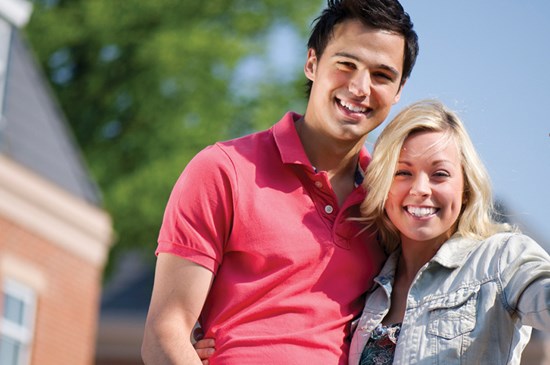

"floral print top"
[359,323,401,365]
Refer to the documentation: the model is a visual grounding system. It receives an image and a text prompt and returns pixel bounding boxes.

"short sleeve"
[157,144,236,273]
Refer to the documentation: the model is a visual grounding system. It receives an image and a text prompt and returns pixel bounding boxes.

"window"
[0,279,36,365]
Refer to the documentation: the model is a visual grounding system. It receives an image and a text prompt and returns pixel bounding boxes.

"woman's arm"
[500,234,550,330]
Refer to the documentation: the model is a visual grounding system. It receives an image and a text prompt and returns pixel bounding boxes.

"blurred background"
[0,0,547,364]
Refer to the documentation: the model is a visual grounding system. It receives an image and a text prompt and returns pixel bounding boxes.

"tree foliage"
[25,0,321,270]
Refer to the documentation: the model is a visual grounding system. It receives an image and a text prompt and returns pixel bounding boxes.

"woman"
[350,99,550,364]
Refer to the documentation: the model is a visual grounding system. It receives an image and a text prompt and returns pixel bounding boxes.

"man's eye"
[374,72,393,81]
[337,61,355,69]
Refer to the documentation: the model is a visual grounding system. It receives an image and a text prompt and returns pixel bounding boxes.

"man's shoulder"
[215,111,299,154]
[212,127,275,163]
[218,125,273,148]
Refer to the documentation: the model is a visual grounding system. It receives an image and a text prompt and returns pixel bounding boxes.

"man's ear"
[393,78,408,104]
[304,48,318,82]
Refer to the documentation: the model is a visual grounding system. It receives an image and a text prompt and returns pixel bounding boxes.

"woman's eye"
[434,171,450,177]
[395,170,410,176]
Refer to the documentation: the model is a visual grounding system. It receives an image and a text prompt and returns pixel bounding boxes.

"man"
[141,1,418,364]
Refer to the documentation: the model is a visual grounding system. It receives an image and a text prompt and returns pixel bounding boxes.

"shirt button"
[324,205,334,214]
[314,181,323,188]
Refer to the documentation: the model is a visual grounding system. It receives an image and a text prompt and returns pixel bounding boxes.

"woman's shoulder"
[480,232,550,266]
[484,231,538,249]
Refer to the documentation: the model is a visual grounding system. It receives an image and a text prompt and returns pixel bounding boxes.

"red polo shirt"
[157,112,385,365]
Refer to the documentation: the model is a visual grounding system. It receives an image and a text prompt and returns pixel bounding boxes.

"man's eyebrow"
[378,64,400,79]
[333,52,400,78]
[333,51,360,60]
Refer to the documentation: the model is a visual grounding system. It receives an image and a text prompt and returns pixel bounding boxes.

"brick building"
[0,1,113,364]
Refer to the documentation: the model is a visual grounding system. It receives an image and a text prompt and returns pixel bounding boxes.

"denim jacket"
[349,233,550,365]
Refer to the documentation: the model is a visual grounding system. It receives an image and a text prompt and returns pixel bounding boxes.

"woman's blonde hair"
[360,99,512,253]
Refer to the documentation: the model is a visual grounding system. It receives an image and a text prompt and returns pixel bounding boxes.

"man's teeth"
[340,100,367,113]
[406,206,437,217]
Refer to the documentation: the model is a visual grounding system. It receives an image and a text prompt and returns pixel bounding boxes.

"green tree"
[25,0,321,270]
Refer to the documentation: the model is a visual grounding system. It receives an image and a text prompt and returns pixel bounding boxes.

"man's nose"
[349,71,371,97]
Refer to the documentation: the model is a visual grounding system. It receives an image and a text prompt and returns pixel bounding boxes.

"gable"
[0,29,101,205]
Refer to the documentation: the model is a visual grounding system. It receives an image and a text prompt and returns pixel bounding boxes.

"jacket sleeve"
[498,233,550,330]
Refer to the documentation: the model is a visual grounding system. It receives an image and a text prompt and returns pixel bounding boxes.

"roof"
[0,29,101,205]
[100,252,154,314]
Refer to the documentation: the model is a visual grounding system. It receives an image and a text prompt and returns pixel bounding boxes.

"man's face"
[304,19,406,144]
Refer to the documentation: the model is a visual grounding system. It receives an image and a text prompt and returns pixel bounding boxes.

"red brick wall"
[0,215,103,365]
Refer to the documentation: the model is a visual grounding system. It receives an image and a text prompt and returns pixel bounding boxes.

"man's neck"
[295,117,366,205]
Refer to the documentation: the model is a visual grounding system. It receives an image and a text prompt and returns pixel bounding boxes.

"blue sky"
[374,1,550,250]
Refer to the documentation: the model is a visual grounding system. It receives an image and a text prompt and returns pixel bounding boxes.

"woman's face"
[384,131,464,250]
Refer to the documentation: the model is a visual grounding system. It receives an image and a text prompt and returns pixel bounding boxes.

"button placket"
[308,172,337,219]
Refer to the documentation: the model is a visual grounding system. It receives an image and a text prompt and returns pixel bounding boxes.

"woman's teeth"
[406,206,437,217]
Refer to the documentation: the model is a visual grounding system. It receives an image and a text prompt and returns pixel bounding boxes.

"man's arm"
[142,253,213,364]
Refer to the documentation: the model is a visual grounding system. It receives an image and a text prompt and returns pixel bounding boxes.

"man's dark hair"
[306,0,419,96]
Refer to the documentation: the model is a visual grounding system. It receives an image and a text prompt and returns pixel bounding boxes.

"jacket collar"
[375,235,480,285]
[430,235,480,269]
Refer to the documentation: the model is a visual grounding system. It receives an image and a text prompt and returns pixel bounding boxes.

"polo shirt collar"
[272,112,311,167]
[272,111,371,184]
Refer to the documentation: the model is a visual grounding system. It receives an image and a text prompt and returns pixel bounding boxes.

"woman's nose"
[410,174,430,196]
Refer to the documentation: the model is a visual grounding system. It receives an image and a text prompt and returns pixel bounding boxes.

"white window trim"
[1,278,36,365]
[0,17,12,119]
